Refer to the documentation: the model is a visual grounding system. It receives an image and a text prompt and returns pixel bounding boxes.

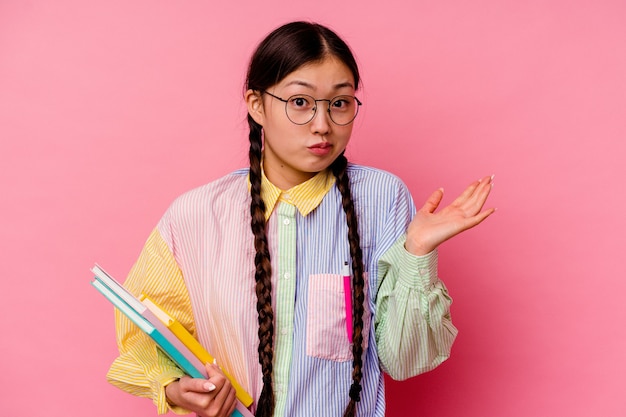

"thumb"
[200,376,216,393]
[420,188,444,214]
[178,374,215,393]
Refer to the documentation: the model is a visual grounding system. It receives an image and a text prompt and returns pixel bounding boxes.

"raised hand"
[405,175,496,256]
[164,362,237,417]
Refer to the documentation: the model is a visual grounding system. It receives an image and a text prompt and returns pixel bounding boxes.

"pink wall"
[1,1,624,416]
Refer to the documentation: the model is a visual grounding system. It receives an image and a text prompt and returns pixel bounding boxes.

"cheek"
[263,124,302,153]
[337,126,353,145]
[262,117,292,141]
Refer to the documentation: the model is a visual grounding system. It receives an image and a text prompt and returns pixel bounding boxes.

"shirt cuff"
[153,352,191,415]
[394,235,439,291]
[152,371,186,414]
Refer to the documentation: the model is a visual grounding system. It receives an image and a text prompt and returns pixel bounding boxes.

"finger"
[213,382,236,417]
[206,362,228,380]
[170,378,216,412]
[478,174,494,183]
[453,174,494,206]
[207,371,235,417]
[475,175,494,198]
[180,375,216,394]
[450,183,478,207]
[209,366,231,394]
[464,176,495,214]
[206,363,233,394]
[454,175,492,213]
[223,387,238,417]
[420,188,444,213]
[464,207,497,230]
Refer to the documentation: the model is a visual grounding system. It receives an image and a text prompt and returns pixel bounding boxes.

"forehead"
[277,56,355,92]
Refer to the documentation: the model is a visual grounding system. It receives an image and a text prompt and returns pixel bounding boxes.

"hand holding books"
[165,362,238,417]
[91,264,254,417]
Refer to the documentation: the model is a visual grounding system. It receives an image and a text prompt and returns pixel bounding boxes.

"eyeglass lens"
[285,95,359,125]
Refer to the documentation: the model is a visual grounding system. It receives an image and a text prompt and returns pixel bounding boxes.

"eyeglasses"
[262,90,362,126]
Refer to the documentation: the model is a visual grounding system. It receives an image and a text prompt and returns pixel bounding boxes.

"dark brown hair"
[245,21,364,417]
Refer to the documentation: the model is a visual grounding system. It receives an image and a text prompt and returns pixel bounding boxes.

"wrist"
[164,378,180,406]
[404,238,434,256]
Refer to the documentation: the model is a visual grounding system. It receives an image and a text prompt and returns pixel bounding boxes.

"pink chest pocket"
[306,273,370,362]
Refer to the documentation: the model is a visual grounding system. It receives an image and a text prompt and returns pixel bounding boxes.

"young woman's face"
[247,56,357,189]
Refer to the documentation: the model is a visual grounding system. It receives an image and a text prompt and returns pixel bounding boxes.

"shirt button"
[281,328,288,335]
[284,272,291,280]
[283,193,291,200]
[283,218,290,225]
[419,268,428,276]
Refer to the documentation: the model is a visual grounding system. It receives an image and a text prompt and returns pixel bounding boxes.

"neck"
[262,162,317,190]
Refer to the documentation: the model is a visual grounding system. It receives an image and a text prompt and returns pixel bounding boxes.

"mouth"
[309,142,331,148]
[308,142,333,155]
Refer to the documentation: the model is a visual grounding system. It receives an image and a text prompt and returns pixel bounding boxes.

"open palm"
[405,175,496,256]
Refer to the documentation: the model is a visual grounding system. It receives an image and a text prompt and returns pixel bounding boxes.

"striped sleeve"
[106,228,195,415]
[374,235,458,380]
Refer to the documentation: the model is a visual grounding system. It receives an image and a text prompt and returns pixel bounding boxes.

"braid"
[248,114,275,417]
[331,154,366,417]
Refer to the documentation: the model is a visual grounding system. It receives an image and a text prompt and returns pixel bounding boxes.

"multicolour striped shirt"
[107,164,457,416]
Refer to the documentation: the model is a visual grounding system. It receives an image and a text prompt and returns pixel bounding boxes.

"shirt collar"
[248,167,336,220]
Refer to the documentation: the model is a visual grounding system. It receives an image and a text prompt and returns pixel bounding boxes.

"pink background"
[1,1,625,416]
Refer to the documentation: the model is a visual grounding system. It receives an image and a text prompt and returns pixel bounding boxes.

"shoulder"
[346,163,410,197]
[167,169,249,218]
[156,169,250,248]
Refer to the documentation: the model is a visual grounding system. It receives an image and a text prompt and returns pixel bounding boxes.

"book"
[91,266,209,377]
[140,295,254,407]
[91,265,254,417]
[91,278,204,379]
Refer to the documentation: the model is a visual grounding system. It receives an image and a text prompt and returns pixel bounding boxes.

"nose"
[309,103,332,136]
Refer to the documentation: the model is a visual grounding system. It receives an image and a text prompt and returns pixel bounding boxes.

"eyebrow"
[284,80,355,90]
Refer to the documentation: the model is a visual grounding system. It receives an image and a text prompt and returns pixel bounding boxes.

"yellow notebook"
[140,294,254,407]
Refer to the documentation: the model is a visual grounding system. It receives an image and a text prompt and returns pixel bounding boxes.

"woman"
[107,21,495,417]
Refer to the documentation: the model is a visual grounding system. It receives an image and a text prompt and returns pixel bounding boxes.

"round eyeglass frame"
[261,90,362,126]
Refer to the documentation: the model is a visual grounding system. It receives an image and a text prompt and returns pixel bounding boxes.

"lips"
[309,142,331,149]
[308,142,332,155]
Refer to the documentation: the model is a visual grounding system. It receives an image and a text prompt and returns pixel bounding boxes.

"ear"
[245,89,265,126]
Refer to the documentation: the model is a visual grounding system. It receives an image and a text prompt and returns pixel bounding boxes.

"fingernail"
[213,358,218,365]
[491,174,495,181]
[204,382,216,392]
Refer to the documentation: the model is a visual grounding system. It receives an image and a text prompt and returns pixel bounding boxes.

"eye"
[331,96,354,111]
[288,95,314,110]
